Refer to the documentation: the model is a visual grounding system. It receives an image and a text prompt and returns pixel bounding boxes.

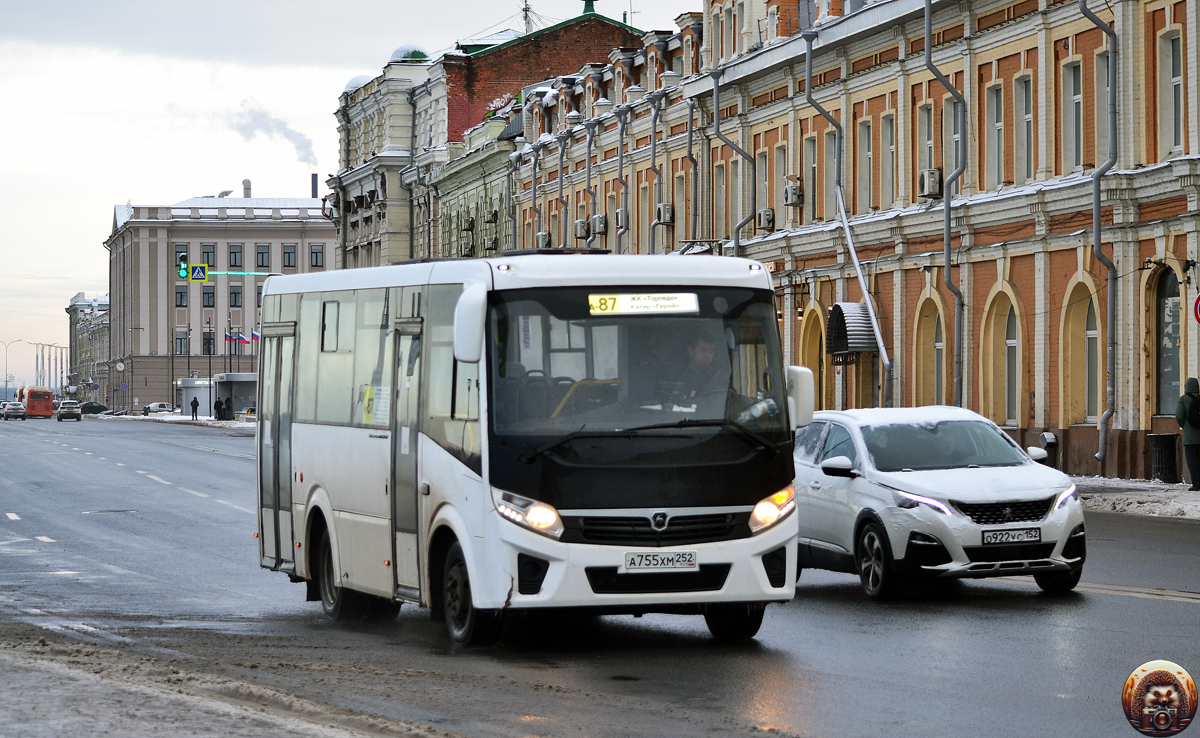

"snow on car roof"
[815,406,988,426]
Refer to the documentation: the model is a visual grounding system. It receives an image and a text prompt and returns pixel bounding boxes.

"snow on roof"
[344,74,374,93]
[817,406,988,426]
[172,197,322,208]
[114,204,134,229]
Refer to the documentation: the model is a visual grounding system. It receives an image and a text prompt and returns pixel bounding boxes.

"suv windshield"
[860,420,1027,471]
[489,286,788,446]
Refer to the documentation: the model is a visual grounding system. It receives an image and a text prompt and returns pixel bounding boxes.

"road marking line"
[34,536,55,543]
[48,571,78,576]
[215,500,254,514]
[84,452,92,455]
[181,489,209,498]
[72,448,79,451]
[5,513,18,521]
[98,457,106,460]
[115,463,124,467]
[135,470,146,474]
[1005,577,1200,605]
[145,475,172,485]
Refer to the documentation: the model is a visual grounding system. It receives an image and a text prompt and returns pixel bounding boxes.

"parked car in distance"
[142,402,173,415]
[793,406,1084,600]
[56,400,82,421]
[79,402,108,415]
[3,402,28,420]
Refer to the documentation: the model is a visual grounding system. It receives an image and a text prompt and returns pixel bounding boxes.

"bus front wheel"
[317,529,366,621]
[704,602,765,641]
[442,541,501,646]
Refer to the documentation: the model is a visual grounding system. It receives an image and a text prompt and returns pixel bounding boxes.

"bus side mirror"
[786,366,814,431]
[453,281,488,364]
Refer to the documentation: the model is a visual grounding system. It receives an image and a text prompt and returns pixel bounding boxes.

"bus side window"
[424,284,481,474]
[315,290,356,425]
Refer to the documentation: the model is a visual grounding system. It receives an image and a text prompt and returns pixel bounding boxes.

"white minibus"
[257,252,813,644]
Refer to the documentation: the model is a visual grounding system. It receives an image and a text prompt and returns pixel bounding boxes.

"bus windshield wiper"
[617,419,780,457]
[520,430,643,464]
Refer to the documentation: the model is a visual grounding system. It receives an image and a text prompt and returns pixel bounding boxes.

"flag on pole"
[224,331,233,342]
[251,330,260,341]
[238,333,251,344]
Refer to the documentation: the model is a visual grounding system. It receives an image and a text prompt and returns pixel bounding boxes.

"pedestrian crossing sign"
[188,264,208,283]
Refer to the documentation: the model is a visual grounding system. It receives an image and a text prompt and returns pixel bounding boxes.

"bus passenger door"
[258,327,296,571]
[391,317,423,600]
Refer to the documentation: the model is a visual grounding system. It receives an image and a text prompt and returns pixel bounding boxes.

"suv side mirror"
[1027,446,1049,463]
[453,281,488,364]
[786,366,814,430]
[820,455,856,478]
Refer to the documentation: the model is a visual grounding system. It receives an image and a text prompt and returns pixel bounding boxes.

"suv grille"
[561,513,750,547]
[952,497,1054,526]
[964,543,1056,563]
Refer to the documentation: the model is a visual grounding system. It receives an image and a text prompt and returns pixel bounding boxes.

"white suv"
[792,407,1085,599]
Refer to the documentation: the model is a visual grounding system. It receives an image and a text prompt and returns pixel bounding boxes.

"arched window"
[1158,270,1180,414]
[913,299,943,406]
[1005,307,1018,425]
[934,316,944,404]
[800,306,825,411]
[1085,300,1098,420]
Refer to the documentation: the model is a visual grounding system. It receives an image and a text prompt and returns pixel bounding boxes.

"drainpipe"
[708,69,755,258]
[686,98,700,242]
[584,119,599,248]
[529,142,543,237]
[556,130,570,247]
[506,151,521,251]
[614,105,631,252]
[924,0,966,408]
[398,88,418,260]
[804,30,893,407]
[647,90,666,254]
[1081,0,1118,462]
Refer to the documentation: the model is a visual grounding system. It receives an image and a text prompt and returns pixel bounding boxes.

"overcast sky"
[0,0,680,390]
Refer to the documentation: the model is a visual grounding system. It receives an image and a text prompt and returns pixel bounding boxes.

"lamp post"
[1,339,24,402]
[206,319,213,419]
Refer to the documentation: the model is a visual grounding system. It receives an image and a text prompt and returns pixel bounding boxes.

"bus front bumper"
[478,511,798,611]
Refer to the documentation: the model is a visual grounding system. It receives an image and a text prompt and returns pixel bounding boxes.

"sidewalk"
[1073,475,1200,519]
[97,413,256,431]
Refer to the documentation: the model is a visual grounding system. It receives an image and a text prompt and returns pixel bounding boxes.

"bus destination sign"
[588,293,699,316]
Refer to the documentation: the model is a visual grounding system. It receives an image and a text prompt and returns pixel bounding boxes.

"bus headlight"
[492,487,564,539]
[750,486,795,534]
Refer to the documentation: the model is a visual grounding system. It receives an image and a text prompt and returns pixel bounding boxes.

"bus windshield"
[489,286,788,447]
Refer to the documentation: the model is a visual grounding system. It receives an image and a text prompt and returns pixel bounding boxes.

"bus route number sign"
[589,293,699,315]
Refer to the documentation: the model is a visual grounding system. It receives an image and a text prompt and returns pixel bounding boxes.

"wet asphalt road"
[2,417,1199,737]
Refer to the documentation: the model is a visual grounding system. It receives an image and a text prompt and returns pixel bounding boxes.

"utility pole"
[522,0,533,34]
[206,319,213,419]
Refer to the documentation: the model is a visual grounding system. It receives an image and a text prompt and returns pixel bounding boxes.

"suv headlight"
[492,487,564,539]
[1054,484,1077,510]
[750,486,796,534]
[892,489,952,515]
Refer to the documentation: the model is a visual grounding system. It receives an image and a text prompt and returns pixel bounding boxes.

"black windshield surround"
[487,286,793,509]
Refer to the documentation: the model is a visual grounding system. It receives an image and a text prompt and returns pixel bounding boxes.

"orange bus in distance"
[17,387,54,418]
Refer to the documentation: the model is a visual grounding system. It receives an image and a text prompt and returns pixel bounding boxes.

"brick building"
[326,6,644,267]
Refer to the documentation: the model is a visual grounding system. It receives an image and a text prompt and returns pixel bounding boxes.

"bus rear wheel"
[316,529,366,621]
[442,541,501,646]
[704,602,765,641]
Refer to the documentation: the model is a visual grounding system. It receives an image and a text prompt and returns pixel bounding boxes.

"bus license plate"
[622,551,698,572]
[981,528,1041,545]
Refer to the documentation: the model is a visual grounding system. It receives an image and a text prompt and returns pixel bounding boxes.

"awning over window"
[827,302,879,355]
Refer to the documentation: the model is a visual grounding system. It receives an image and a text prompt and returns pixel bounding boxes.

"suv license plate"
[982,528,1041,545]
[622,551,698,572]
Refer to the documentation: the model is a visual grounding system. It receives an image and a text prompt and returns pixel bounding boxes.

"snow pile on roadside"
[100,413,255,430]
[1073,475,1200,519]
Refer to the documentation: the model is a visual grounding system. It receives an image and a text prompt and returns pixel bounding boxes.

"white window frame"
[804,137,818,225]
[918,104,934,172]
[1095,52,1110,170]
[1063,63,1083,172]
[1016,77,1034,183]
[881,115,895,208]
[824,131,837,220]
[1160,33,1183,158]
[857,120,872,214]
[774,145,787,226]
[1085,299,1099,421]
[1005,307,1018,426]
[986,85,1004,189]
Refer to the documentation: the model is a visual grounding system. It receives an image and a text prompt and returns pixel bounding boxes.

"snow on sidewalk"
[1073,475,1200,519]
[98,413,256,430]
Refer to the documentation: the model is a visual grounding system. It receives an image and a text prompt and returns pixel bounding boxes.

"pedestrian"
[1175,377,1200,491]
[189,396,199,421]
[226,396,233,420]
[214,397,224,421]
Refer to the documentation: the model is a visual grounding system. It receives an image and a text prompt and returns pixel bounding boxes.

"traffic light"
[178,254,188,279]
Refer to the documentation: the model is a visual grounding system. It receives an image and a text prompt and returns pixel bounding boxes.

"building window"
[1161,34,1183,158]
[202,285,215,308]
[881,115,895,208]
[1064,63,1083,171]
[229,244,242,268]
[914,299,943,406]
[715,163,727,237]
[945,99,962,195]
[857,120,872,214]
[230,285,242,308]
[310,244,324,268]
[257,284,263,308]
[756,151,768,219]
[175,331,188,356]
[918,104,934,172]
[202,244,215,267]
[824,131,837,219]
[256,244,270,268]
[175,285,187,308]
[1157,270,1180,414]
[1005,307,1018,426]
[283,244,296,268]
[934,315,944,405]
[804,137,817,224]
[1085,300,1098,421]
[1016,77,1034,183]
[202,331,215,356]
[774,146,787,228]
[986,86,1004,189]
[1095,53,1109,170]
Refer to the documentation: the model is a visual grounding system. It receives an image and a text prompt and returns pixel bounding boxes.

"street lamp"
[1,339,24,402]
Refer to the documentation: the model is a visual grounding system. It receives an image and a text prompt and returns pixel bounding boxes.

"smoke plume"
[228,100,317,166]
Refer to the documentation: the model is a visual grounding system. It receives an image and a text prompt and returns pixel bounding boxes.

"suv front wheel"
[857,522,902,600]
